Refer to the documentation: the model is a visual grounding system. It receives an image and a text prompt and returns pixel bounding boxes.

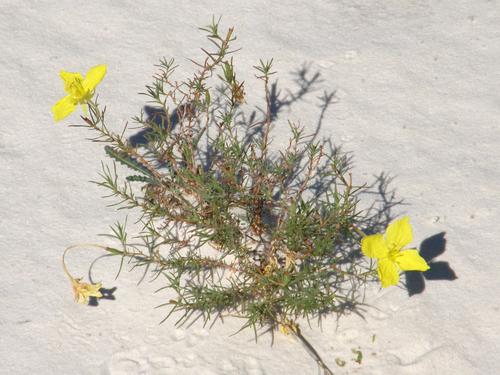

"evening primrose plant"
[55,19,429,375]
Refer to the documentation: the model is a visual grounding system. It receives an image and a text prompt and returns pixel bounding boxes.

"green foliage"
[104,146,153,178]
[79,20,375,371]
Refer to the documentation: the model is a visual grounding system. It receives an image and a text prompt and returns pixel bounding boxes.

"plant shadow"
[121,63,406,317]
[89,53,460,375]
[405,232,457,296]
[89,287,117,307]
[115,62,443,327]
[87,254,118,306]
[129,105,180,147]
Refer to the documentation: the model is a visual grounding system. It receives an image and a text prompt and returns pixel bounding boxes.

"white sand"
[1,1,499,374]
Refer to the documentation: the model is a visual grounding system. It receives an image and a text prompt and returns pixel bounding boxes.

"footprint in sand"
[102,347,178,375]
[243,356,265,375]
[170,327,210,347]
[101,349,147,375]
[148,355,177,370]
[103,329,264,374]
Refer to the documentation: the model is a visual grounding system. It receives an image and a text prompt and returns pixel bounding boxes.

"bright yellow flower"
[70,277,103,305]
[361,216,430,288]
[52,64,107,121]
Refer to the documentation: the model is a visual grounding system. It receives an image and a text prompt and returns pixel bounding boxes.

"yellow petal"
[361,234,388,259]
[52,95,76,121]
[86,282,103,298]
[395,249,430,271]
[377,258,400,288]
[83,64,107,91]
[71,279,103,304]
[385,216,412,250]
[75,293,87,304]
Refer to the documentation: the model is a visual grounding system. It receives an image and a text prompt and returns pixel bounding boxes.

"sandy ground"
[1,1,499,374]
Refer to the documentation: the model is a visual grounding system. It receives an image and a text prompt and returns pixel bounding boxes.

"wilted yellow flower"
[62,244,106,305]
[284,253,296,271]
[52,64,107,121]
[263,256,279,275]
[361,216,430,288]
[70,277,103,305]
[278,319,299,336]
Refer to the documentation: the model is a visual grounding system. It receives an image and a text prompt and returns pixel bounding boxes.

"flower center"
[387,247,399,262]
[66,78,90,103]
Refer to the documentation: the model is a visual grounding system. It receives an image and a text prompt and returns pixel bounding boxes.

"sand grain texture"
[1,1,499,374]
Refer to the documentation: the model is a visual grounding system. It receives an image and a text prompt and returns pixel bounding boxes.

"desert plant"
[55,18,430,374]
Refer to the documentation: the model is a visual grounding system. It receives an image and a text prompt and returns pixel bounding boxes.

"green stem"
[351,224,367,238]
[289,324,334,375]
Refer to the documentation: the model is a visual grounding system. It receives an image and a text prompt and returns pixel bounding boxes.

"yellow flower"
[278,318,299,336]
[70,277,103,305]
[52,64,107,121]
[361,216,430,288]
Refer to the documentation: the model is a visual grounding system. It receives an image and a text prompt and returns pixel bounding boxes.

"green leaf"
[126,175,155,184]
[104,146,152,177]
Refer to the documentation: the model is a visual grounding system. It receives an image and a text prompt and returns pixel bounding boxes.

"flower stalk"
[62,244,108,304]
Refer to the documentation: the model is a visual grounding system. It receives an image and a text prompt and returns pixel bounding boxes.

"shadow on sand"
[405,231,457,296]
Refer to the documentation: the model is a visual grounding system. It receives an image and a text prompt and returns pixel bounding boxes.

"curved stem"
[62,243,110,281]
